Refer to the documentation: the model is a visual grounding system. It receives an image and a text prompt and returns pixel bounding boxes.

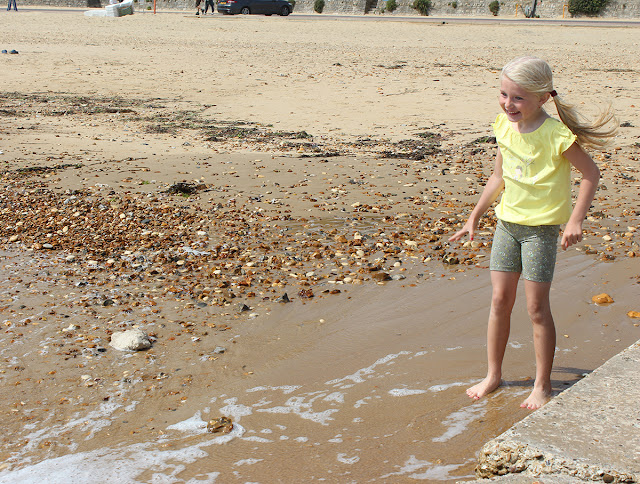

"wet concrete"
[465,339,640,483]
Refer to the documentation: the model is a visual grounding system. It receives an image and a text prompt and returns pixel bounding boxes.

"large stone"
[110,328,152,351]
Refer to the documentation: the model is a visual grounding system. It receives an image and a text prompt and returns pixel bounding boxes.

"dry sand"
[0,9,639,482]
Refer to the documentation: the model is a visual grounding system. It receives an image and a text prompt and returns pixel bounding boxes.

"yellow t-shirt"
[493,113,577,226]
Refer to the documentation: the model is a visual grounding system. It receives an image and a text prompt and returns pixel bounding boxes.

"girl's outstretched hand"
[448,220,475,243]
[560,221,583,250]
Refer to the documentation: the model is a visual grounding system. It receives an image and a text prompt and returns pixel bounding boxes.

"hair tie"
[550,90,558,97]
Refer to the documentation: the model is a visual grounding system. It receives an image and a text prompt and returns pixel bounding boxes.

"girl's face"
[499,76,548,127]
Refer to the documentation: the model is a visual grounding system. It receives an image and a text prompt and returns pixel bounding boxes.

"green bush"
[489,0,499,14]
[386,0,397,11]
[412,0,431,15]
[568,0,608,14]
[451,0,457,7]
[314,0,325,12]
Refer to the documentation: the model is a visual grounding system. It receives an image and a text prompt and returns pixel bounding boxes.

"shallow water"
[0,249,638,482]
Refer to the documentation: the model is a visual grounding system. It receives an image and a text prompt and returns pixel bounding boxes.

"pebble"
[207,416,233,433]
[372,272,391,281]
[591,293,614,305]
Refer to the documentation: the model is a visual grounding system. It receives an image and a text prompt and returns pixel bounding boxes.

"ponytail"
[552,95,618,150]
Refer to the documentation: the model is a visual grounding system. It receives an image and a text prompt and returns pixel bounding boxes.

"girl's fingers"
[448,228,469,243]
[561,232,582,250]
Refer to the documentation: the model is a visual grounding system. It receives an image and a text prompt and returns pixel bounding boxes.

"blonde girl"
[449,56,616,410]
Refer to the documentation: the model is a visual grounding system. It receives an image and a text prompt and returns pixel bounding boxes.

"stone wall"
[302,0,640,17]
[17,0,640,17]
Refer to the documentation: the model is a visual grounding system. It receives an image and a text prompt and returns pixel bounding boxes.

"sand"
[0,9,639,482]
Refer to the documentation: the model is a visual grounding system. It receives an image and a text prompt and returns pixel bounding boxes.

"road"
[7,6,640,26]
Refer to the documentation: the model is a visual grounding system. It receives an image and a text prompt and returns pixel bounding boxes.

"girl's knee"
[491,291,516,314]
[527,301,552,325]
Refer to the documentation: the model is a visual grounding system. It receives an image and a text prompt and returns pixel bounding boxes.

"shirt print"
[501,144,536,183]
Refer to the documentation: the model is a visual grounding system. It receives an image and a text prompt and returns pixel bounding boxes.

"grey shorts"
[490,219,560,283]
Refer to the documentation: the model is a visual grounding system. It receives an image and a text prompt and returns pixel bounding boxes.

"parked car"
[217,0,293,15]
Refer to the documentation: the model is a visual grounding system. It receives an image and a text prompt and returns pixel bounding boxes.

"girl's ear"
[539,92,551,106]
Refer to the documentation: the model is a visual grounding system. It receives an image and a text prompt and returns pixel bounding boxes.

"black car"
[217,0,293,15]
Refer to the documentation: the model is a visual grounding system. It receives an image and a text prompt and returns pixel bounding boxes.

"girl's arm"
[449,149,505,242]
[560,142,601,250]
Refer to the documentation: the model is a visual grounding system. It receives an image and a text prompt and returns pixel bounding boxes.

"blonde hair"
[501,56,617,150]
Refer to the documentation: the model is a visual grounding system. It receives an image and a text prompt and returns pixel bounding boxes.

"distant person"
[7,0,18,11]
[204,0,215,14]
[195,0,202,15]
[449,56,616,410]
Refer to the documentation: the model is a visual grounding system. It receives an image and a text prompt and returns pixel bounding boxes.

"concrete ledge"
[470,340,640,483]
[463,474,594,483]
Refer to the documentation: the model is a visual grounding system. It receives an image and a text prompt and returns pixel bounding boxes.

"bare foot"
[466,375,502,400]
[520,386,551,410]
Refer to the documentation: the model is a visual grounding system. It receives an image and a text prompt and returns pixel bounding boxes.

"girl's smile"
[499,76,549,133]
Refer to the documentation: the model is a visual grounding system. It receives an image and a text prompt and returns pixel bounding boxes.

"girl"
[449,56,616,410]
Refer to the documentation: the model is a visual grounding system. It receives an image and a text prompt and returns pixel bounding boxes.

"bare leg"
[521,279,555,410]
[467,271,520,400]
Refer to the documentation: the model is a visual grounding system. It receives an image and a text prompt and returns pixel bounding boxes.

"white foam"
[353,396,375,408]
[380,455,471,480]
[322,392,345,403]
[432,401,486,443]
[388,388,427,397]
[256,404,339,426]
[15,401,123,459]
[241,436,272,443]
[183,473,221,483]
[233,458,263,466]
[336,453,360,464]
[251,397,273,408]
[218,398,253,420]
[428,380,475,393]
[326,351,411,386]
[0,436,235,484]
[166,411,207,434]
[246,385,301,394]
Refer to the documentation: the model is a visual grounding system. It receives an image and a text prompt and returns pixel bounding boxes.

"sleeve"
[492,113,506,137]
[555,122,577,155]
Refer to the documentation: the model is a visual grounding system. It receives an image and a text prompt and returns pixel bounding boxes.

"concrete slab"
[462,474,589,483]
[471,340,640,483]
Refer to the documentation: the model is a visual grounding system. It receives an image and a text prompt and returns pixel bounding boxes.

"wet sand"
[1,10,639,482]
